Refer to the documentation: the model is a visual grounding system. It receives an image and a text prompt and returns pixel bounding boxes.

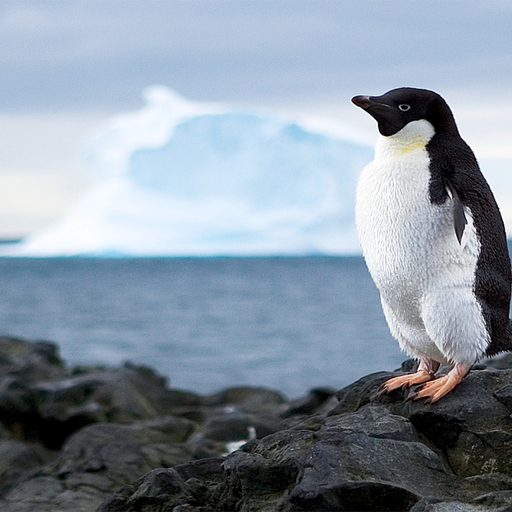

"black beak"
[351,95,373,109]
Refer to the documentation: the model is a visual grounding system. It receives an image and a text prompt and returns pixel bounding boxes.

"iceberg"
[15,86,374,256]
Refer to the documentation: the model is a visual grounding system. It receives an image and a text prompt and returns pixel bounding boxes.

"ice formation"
[15,86,374,256]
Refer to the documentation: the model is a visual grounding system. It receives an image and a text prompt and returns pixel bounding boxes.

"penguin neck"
[375,119,436,158]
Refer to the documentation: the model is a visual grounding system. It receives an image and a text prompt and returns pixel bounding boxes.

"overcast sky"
[2,0,512,111]
[2,0,512,237]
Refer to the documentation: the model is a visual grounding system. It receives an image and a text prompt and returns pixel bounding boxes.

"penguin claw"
[405,391,419,402]
[379,369,434,396]
[409,363,469,403]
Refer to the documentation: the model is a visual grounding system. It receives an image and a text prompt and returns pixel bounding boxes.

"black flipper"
[444,178,467,245]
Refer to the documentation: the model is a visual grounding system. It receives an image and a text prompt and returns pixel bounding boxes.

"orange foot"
[379,369,434,394]
[409,363,470,403]
[379,358,440,395]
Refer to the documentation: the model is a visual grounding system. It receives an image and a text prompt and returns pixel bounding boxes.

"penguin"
[352,87,512,402]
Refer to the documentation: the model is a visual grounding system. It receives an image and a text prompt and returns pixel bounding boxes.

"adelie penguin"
[352,87,512,402]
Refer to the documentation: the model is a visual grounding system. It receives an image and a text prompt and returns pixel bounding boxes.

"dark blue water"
[0,257,402,397]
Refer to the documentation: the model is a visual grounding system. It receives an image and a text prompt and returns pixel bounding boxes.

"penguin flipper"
[445,178,467,244]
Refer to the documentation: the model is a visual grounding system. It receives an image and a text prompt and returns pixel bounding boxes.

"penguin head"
[352,87,457,137]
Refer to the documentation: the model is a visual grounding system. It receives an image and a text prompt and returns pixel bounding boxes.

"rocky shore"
[2,337,512,511]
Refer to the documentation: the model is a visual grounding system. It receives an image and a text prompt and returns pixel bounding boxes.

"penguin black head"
[352,87,457,137]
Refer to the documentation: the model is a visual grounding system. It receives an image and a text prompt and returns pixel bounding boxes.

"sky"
[2,0,512,238]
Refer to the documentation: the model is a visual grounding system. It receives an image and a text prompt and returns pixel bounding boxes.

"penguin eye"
[398,104,411,112]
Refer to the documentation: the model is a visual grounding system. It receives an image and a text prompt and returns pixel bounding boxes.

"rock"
[30,363,181,449]
[49,417,195,484]
[330,370,401,415]
[0,337,67,383]
[319,405,416,442]
[103,404,512,511]
[5,337,512,511]
[0,440,54,497]
[201,410,281,443]
[2,417,196,512]
[96,458,225,512]
[203,386,287,413]
[0,338,69,445]
[282,386,337,417]
[3,476,67,512]
[0,341,198,450]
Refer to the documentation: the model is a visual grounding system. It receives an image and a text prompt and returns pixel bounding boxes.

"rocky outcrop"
[2,337,512,511]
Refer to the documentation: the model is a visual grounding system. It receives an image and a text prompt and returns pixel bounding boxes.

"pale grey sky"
[2,1,512,111]
[1,0,512,237]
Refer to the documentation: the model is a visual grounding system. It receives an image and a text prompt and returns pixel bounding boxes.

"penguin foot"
[379,358,440,396]
[379,369,434,395]
[409,363,469,403]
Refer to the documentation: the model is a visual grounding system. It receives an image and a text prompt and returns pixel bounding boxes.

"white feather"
[355,119,489,366]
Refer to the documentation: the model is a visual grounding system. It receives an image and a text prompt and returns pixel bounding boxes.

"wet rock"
[0,440,54,497]
[2,417,196,512]
[330,370,401,415]
[319,405,416,442]
[96,458,225,512]
[50,417,195,484]
[0,338,70,444]
[0,337,67,383]
[201,410,281,442]
[203,386,287,413]
[282,386,337,417]
[1,348,194,449]
[5,337,512,511]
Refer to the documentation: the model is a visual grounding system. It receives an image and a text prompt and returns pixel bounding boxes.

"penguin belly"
[355,130,490,366]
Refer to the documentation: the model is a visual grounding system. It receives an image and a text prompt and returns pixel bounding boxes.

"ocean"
[0,257,405,398]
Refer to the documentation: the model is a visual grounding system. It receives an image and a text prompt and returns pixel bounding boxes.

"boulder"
[4,338,512,511]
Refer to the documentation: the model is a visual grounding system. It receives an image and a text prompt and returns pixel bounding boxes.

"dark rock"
[400,358,420,372]
[223,451,300,494]
[494,384,512,409]
[473,490,512,511]
[2,476,68,511]
[1,353,192,449]
[128,467,185,501]
[0,337,67,383]
[279,412,325,432]
[402,381,511,449]
[203,385,287,414]
[291,478,420,512]
[410,492,512,512]
[448,430,512,477]
[330,370,401,415]
[319,405,416,442]
[50,416,195,481]
[0,440,54,498]
[6,337,512,512]
[282,386,337,417]
[97,458,225,512]
[466,367,512,393]
[201,410,281,442]
[290,435,456,508]
[0,338,69,446]
[2,417,196,512]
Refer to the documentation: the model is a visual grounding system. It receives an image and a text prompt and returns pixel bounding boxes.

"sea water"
[0,257,402,397]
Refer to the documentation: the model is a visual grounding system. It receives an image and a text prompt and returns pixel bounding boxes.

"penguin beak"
[351,95,393,111]
[351,95,373,109]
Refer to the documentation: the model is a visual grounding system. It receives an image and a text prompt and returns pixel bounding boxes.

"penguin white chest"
[355,120,487,365]
[356,120,441,286]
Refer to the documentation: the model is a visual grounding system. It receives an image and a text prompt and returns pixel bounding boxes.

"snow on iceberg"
[15,86,374,256]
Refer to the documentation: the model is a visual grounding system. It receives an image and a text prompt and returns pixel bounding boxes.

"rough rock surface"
[3,338,512,511]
